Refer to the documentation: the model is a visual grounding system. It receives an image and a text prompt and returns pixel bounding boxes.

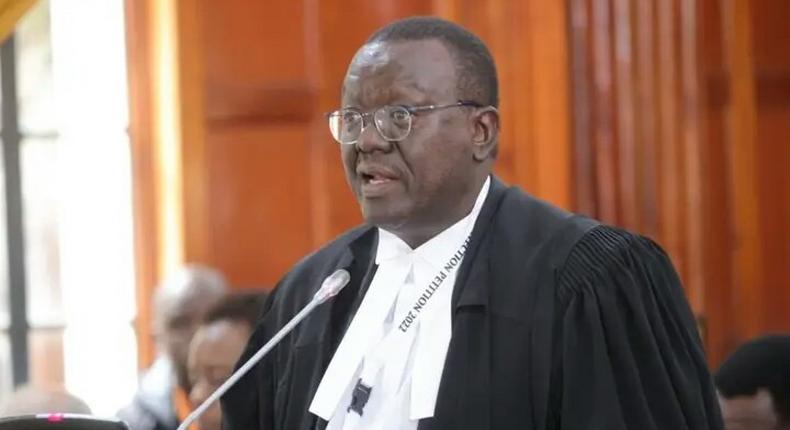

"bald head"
[1,385,91,416]
[365,16,498,108]
[153,264,228,390]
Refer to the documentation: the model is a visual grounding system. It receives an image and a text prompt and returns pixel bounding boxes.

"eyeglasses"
[326,100,481,145]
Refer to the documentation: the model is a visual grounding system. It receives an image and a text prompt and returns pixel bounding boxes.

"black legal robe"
[222,177,723,430]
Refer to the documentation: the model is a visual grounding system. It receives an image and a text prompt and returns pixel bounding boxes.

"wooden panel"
[657,0,688,286]
[612,0,638,229]
[201,1,314,122]
[679,0,706,322]
[206,126,314,287]
[523,0,572,209]
[568,0,736,365]
[447,0,572,208]
[200,1,317,286]
[569,0,790,366]
[720,0,790,344]
[633,0,660,239]
[750,0,790,334]
[756,73,790,107]
[569,0,597,216]
[178,0,210,265]
[697,0,740,365]
[722,0,764,340]
[591,0,619,223]
[125,0,158,368]
[756,106,790,333]
[751,0,790,72]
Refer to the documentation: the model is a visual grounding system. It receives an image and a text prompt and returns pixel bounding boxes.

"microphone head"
[313,269,351,304]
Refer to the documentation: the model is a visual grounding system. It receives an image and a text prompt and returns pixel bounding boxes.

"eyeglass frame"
[325,100,483,145]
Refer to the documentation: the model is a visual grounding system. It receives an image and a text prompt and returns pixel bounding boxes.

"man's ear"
[471,106,499,161]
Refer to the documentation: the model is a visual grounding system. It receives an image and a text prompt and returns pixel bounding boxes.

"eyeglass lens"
[328,106,412,144]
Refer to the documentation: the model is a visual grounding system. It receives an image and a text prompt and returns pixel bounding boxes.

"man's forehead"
[343,39,455,102]
[350,39,451,66]
[719,390,778,421]
[353,41,392,66]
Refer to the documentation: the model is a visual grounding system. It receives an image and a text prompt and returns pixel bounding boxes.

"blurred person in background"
[716,335,790,430]
[118,265,227,430]
[0,384,91,416]
[187,292,267,430]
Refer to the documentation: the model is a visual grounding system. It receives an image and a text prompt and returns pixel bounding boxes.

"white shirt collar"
[376,176,491,270]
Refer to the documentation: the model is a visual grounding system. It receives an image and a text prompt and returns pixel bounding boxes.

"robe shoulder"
[551,225,723,430]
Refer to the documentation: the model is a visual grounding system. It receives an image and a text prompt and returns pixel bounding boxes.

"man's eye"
[390,110,409,122]
[342,112,359,123]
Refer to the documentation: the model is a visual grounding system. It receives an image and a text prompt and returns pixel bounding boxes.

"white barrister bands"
[348,234,471,416]
[397,237,470,334]
[310,176,490,430]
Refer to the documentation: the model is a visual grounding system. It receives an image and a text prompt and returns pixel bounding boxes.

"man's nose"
[355,119,392,153]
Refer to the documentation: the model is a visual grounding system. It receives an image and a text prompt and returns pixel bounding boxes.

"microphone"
[176,269,351,430]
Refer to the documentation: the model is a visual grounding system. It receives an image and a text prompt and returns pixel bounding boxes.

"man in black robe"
[222,16,722,430]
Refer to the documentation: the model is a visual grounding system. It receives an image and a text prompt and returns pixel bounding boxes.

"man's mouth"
[357,166,399,197]
[361,173,394,185]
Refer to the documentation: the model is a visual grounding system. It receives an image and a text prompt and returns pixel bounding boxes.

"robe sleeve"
[554,226,723,430]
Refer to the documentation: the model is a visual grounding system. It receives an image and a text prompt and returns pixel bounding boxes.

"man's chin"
[361,203,408,230]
